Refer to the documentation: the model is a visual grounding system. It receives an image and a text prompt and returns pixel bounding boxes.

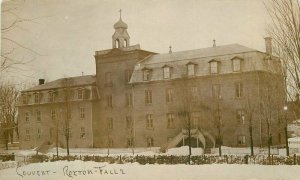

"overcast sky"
[2,0,270,85]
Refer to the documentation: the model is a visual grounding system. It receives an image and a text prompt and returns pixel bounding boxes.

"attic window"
[143,69,151,81]
[163,66,170,79]
[232,57,242,72]
[210,61,219,74]
[187,63,195,76]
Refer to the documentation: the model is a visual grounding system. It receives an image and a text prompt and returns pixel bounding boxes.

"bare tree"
[265,0,300,97]
[0,83,19,150]
[61,78,73,156]
[1,0,46,77]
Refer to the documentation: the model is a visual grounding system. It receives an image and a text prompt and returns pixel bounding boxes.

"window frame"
[145,90,152,105]
[210,61,219,74]
[167,113,175,128]
[36,110,41,122]
[146,114,153,129]
[235,82,243,98]
[80,107,85,119]
[236,109,245,124]
[106,95,113,108]
[163,66,170,79]
[166,88,174,103]
[147,137,154,147]
[187,63,195,76]
[237,135,246,145]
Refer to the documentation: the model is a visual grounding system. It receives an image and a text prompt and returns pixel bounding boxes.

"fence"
[21,153,300,165]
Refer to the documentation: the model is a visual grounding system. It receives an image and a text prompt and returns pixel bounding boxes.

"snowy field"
[0,160,300,180]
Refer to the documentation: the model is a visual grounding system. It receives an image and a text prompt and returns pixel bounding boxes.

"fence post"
[271,155,274,165]
[294,154,296,165]
[119,155,122,164]
[225,155,228,164]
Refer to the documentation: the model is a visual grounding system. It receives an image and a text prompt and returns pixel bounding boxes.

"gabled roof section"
[208,58,220,63]
[231,56,244,60]
[23,75,96,92]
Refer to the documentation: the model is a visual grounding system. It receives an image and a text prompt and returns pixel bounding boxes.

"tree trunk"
[188,128,191,164]
[249,124,254,156]
[285,125,289,156]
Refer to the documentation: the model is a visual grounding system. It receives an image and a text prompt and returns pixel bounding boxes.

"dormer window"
[34,93,40,104]
[22,94,29,105]
[163,65,171,79]
[48,91,55,102]
[77,88,83,99]
[232,56,243,72]
[187,62,196,76]
[143,68,151,81]
[209,59,219,74]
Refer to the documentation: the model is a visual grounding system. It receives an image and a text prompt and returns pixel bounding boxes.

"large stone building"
[18,16,286,151]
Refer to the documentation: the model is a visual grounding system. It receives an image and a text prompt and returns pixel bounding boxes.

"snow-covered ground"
[0,160,299,180]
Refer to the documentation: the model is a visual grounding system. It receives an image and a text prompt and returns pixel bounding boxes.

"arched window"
[115,39,120,48]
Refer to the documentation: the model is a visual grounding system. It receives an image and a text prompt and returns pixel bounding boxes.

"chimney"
[39,79,45,85]
[264,37,272,55]
[213,39,216,47]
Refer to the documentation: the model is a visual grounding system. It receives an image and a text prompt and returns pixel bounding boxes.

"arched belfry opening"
[112,9,130,49]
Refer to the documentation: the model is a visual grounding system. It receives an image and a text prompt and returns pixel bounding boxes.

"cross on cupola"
[112,9,130,48]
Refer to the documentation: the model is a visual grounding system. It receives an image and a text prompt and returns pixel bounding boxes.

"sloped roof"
[141,44,257,65]
[23,75,96,92]
[130,44,262,83]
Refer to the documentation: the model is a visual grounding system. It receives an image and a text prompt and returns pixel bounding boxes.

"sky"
[1,0,270,86]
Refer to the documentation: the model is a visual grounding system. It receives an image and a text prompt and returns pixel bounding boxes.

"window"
[125,70,133,82]
[236,109,245,124]
[210,61,218,74]
[25,129,30,141]
[126,116,132,129]
[80,107,85,119]
[25,112,30,123]
[143,69,151,81]
[127,138,133,147]
[107,118,113,129]
[106,95,113,107]
[126,93,133,107]
[212,84,221,99]
[64,127,72,138]
[105,72,112,86]
[77,89,83,99]
[147,137,154,147]
[237,135,246,145]
[232,59,241,72]
[36,111,41,122]
[146,114,153,129]
[37,128,41,139]
[145,90,152,105]
[163,66,170,79]
[191,87,198,101]
[80,127,86,139]
[50,110,56,121]
[22,94,29,105]
[235,82,243,98]
[166,89,174,103]
[167,113,174,128]
[49,92,55,102]
[187,64,195,76]
[34,93,40,103]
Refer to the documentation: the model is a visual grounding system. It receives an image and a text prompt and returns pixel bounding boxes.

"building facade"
[18,16,286,151]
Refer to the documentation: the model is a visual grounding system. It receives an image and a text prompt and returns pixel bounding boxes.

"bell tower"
[112,9,130,48]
